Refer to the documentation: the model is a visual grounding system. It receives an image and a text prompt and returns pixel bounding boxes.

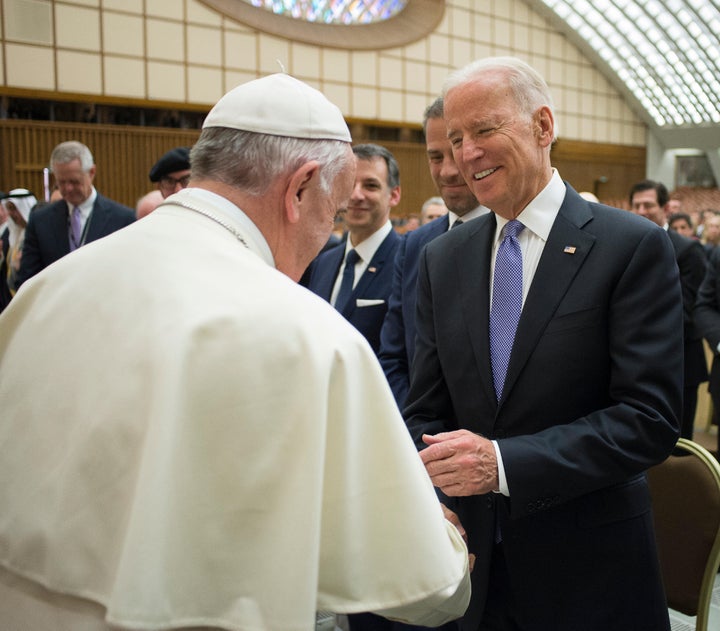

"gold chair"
[647,438,720,631]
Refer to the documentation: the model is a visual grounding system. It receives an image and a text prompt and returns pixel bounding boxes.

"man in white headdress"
[0,74,470,630]
[0,188,37,312]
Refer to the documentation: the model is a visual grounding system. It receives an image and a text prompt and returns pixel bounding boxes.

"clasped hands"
[421,429,499,496]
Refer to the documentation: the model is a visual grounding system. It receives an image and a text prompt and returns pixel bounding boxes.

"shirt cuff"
[492,440,509,496]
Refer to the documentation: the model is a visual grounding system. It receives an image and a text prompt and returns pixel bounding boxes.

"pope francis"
[0,75,471,630]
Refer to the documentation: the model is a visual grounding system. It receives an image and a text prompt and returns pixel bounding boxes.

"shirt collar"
[346,220,392,262]
[67,188,97,219]
[494,169,565,242]
[448,204,491,229]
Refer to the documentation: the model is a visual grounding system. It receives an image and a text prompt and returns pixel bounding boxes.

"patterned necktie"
[69,206,83,251]
[489,220,524,401]
[334,249,360,312]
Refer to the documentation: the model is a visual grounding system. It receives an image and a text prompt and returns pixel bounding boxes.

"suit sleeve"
[498,225,682,517]
[378,234,411,407]
[676,237,707,333]
[695,246,720,350]
[318,329,470,623]
[14,212,42,289]
[406,215,682,520]
[404,244,459,449]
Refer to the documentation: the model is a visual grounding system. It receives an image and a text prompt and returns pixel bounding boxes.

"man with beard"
[379,97,489,408]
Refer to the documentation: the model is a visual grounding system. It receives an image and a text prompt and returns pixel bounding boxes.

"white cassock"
[0,188,470,630]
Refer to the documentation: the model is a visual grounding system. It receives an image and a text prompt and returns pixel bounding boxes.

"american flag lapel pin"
[563,246,577,254]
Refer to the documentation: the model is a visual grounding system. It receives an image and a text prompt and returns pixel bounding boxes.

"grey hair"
[421,196,445,217]
[442,57,556,139]
[50,141,94,172]
[190,128,352,196]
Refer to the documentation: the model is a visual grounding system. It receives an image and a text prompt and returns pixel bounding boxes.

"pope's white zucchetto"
[203,73,352,143]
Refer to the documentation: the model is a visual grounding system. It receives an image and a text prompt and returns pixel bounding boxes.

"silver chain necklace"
[158,198,250,250]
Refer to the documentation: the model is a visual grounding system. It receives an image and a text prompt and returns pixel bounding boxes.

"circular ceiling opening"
[198,0,445,49]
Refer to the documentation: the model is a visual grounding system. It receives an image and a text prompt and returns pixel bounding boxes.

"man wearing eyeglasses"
[149,146,192,200]
[134,147,192,219]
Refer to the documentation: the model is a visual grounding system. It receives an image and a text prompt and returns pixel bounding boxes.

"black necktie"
[452,218,463,228]
[334,249,360,312]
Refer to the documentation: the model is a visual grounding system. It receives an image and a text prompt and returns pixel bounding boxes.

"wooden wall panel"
[0,120,200,208]
[551,139,647,209]
[381,141,436,219]
[0,121,646,217]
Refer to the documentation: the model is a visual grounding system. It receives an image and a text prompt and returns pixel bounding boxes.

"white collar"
[345,220,392,262]
[166,188,275,268]
[494,169,565,242]
[66,188,97,218]
[448,204,491,229]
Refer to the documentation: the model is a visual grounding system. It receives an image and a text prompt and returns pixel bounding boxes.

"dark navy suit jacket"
[16,194,135,288]
[406,186,682,630]
[378,215,449,407]
[666,228,708,387]
[307,229,400,354]
[0,227,11,313]
[696,245,720,410]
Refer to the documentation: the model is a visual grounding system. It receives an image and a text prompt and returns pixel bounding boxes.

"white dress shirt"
[67,188,98,242]
[330,220,392,306]
[492,169,566,495]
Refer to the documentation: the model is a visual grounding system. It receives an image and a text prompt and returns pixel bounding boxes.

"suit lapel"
[502,191,596,402]
[316,246,344,301]
[50,203,71,254]
[455,214,498,407]
[436,214,450,234]
[343,230,398,315]
[84,196,108,243]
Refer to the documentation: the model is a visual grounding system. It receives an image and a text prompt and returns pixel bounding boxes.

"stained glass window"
[244,0,408,25]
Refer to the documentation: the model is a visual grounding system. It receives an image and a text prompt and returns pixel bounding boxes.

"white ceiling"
[529,0,720,152]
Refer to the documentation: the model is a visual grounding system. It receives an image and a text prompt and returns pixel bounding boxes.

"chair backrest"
[647,438,720,631]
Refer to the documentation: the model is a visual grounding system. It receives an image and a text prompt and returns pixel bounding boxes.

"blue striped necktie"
[489,220,524,401]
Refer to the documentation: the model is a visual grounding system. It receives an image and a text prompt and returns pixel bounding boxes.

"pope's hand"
[441,502,475,572]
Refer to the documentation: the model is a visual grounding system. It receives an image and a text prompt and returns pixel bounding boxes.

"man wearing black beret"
[149,146,191,200]
[136,147,192,219]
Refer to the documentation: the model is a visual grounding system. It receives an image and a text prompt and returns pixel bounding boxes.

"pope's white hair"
[191,128,352,196]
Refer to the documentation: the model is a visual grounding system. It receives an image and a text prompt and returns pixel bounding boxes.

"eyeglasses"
[159,174,191,191]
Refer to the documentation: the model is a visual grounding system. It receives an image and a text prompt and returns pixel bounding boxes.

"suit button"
[486,496,494,509]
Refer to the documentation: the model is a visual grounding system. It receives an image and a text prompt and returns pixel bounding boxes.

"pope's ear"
[285,161,320,224]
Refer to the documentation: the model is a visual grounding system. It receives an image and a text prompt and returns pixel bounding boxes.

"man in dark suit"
[379,97,488,408]
[15,140,135,288]
[693,245,720,457]
[307,143,401,355]
[630,179,708,440]
[406,57,681,631]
